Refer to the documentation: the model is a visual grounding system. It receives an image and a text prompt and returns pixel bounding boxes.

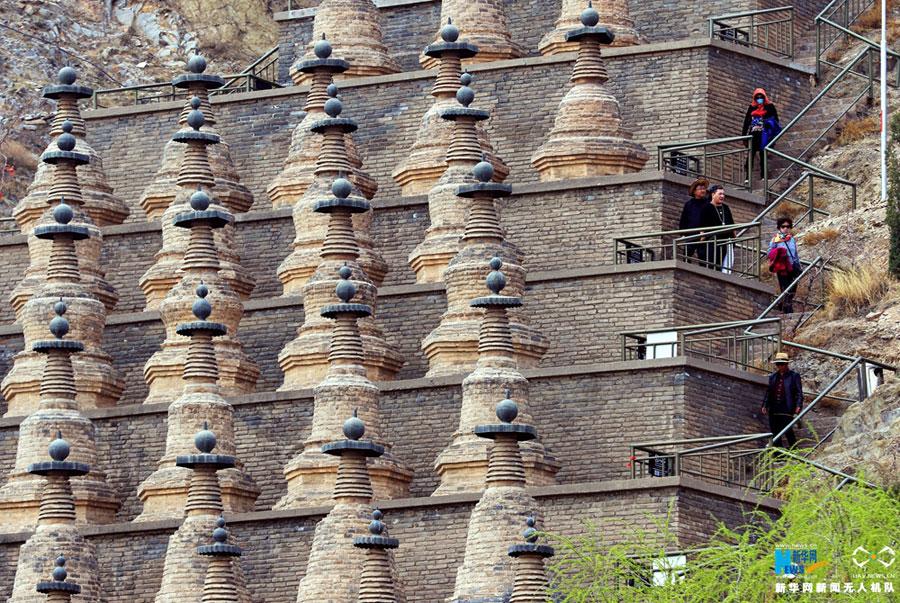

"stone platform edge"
[0,474,780,544]
[0,259,775,337]
[82,38,815,120]
[0,355,769,426]
[0,171,767,246]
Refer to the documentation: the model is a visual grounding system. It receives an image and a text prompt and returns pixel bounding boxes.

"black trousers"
[769,413,797,448]
[750,132,765,178]
[777,265,802,313]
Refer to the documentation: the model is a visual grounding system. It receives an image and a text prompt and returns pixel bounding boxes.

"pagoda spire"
[393,20,508,198]
[422,153,548,377]
[420,0,524,69]
[154,424,251,603]
[139,53,255,311]
[137,282,259,520]
[269,36,376,208]
[277,260,410,508]
[532,3,649,180]
[447,394,543,603]
[276,100,400,389]
[0,227,120,529]
[433,256,558,494]
[295,414,390,603]
[292,0,399,85]
[11,66,126,323]
[8,434,102,603]
[539,0,639,55]
[142,98,259,406]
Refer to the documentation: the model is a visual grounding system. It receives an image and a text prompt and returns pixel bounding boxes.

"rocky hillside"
[0,0,277,213]
[792,10,899,486]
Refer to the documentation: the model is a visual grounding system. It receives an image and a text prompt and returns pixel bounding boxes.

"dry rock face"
[816,381,900,488]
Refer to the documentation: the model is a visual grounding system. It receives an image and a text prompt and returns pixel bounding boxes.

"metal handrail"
[709,6,795,59]
[90,48,282,109]
[630,432,876,489]
[762,46,872,211]
[748,255,827,330]
[658,136,753,190]
[614,221,762,277]
[816,0,900,85]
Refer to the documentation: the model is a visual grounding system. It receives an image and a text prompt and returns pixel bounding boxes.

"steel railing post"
[808,175,815,223]
[816,19,822,81]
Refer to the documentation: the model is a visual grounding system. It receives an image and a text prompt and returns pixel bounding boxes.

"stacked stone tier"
[0,474,777,603]
[77,41,813,215]
[273,0,823,83]
[0,359,770,521]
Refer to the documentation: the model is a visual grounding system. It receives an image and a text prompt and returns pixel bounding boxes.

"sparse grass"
[854,0,897,31]
[826,264,889,317]
[836,114,881,146]
[802,226,841,246]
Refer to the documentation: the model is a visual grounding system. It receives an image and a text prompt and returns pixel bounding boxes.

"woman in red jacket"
[741,88,781,180]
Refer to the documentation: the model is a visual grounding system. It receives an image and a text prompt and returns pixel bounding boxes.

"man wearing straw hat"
[760,352,804,448]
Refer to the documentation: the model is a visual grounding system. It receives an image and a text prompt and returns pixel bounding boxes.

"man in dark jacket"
[760,352,803,448]
[699,185,736,270]
[679,178,710,264]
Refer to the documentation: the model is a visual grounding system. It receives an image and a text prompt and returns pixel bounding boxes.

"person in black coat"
[760,352,804,448]
[699,184,735,270]
[741,87,780,179]
[679,178,710,264]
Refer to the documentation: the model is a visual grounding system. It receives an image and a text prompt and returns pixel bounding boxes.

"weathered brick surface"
[0,176,766,323]
[83,44,811,216]
[0,481,770,603]
[0,361,767,524]
[275,0,826,82]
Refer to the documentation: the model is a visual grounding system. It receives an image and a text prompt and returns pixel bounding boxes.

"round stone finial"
[485,258,507,295]
[472,160,494,183]
[58,66,77,85]
[441,18,460,43]
[496,391,519,423]
[53,199,74,225]
[335,264,356,302]
[213,516,228,543]
[187,54,208,74]
[187,97,204,130]
[324,85,343,118]
[57,121,77,152]
[369,509,385,535]
[332,177,352,199]
[581,0,600,27]
[48,431,70,462]
[314,35,333,59]
[460,71,473,86]
[456,80,475,107]
[49,300,70,339]
[194,421,217,454]
[343,411,365,440]
[524,516,538,542]
[52,556,68,582]
[190,188,211,211]
[192,284,212,320]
